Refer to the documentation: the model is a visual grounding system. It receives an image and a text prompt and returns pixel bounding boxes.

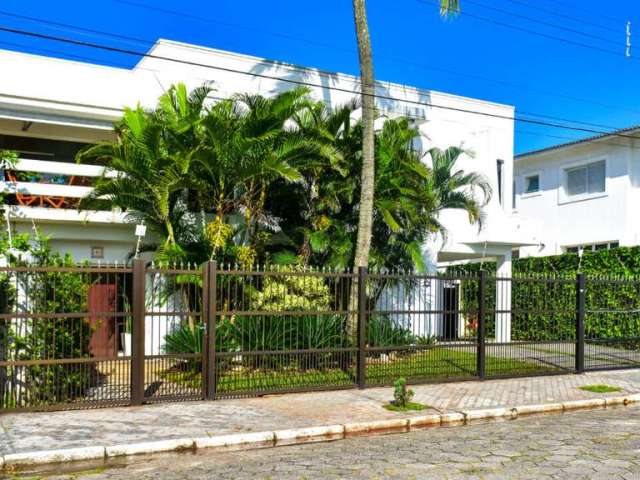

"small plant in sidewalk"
[384,377,426,412]
[579,384,622,393]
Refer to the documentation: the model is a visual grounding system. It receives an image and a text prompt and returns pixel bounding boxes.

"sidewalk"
[2,369,640,468]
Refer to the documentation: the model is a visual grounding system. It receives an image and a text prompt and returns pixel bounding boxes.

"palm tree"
[350,0,461,271]
[427,146,492,236]
[191,87,341,264]
[78,84,210,259]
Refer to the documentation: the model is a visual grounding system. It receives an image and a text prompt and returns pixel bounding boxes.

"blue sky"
[1,0,639,154]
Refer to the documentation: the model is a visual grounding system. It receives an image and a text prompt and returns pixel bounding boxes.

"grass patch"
[366,348,544,385]
[160,347,544,394]
[579,384,622,393]
[383,401,427,412]
[159,366,352,393]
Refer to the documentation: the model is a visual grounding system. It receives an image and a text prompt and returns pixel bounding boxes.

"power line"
[2,24,640,142]
[461,0,622,47]
[1,27,636,154]
[416,0,629,60]
[501,0,620,34]
[525,0,635,26]
[4,7,640,118]
[0,9,152,47]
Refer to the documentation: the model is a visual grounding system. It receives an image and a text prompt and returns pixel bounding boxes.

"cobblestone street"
[11,405,640,480]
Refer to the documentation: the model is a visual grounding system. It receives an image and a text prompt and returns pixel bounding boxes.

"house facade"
[0,39,532,268]
[514,126,640,258]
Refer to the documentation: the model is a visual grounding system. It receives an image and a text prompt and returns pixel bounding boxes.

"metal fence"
[2,261,640,412]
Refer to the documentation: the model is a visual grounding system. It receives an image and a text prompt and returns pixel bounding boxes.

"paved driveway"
[10,404,640,479]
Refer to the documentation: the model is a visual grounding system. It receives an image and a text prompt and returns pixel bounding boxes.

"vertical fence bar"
[206,261,217,400]
[477,270,486,379]
[201,262,210,400]
[131,259,146,405]
[576,273,586,374]
[357,266,367,389]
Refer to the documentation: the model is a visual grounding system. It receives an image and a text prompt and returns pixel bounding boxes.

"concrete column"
[495,249,512,343]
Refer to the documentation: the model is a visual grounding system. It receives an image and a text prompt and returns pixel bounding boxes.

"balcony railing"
[1,158,126,224]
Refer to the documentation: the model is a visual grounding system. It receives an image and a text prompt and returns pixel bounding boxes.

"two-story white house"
[514,126,640,258]
[0,39,533,269]
[0,39,538,345]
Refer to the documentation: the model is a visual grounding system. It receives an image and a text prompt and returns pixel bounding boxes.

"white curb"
[275,425,344,445]
[605,396,626,407]
[105,438,194,458]
[562,398,606,411]
[194,431,275,450]
[344,418,410,436]
[464,407,512,422]
[515,403,563,416]
[408,414,441,429]
[439,412,465,425]
[624,393,640,404]
[3,446,105,467]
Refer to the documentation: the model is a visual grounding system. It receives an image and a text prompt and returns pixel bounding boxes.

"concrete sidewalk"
[2,369,640,468]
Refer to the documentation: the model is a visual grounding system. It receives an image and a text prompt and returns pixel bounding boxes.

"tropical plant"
[78,84,210,255]
[367,315,416,347]
[392,377,414,407]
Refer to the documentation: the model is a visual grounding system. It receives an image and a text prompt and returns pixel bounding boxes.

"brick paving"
[2,369,640,457]
[12,405,640,479]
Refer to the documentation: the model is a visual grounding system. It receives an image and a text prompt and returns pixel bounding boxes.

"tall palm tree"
[351,0,461,270]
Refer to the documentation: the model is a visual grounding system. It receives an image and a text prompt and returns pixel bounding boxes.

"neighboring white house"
[514,125,640,258]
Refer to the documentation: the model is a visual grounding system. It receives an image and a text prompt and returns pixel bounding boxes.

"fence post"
[203,261,217,400]
[130,258,146,406]
[477,270,486,379]
[575,273,586,374]
[357,266,367,389]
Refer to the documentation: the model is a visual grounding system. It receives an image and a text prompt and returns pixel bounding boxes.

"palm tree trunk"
[349,0,376,338]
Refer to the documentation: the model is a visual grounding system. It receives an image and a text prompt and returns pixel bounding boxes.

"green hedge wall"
[448,247,640,343]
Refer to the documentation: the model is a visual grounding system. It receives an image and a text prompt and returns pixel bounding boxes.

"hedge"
[448,247,640,344]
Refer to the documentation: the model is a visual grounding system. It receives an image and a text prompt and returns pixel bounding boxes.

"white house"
[0,39,532,265]
[0,40,536,344]
[514,125,640,258]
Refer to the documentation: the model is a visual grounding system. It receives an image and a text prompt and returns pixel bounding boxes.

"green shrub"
[367,315,415,347]
[164,324,203,355]
[392,377,414,407]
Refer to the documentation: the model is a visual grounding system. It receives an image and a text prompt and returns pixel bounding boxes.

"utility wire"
[3,7,640,117]
[2,24,640,142]
[2,32,636,154]
[416,0,628,59]
[459,0,622,47]
[501,0,621,34]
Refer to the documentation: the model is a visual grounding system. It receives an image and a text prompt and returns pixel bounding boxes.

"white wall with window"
[513,133,639,258]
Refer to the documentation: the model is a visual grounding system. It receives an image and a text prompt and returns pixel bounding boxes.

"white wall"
[515,139,638,257]
[0,40,516,264]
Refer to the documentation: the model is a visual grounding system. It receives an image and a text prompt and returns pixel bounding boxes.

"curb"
[2,394,637,470]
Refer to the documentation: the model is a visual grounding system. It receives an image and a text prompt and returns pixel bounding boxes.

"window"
[524,174,540,194]
[91,246,104,259]
[496,159,504,206]
[512,179,516,210]
[565,161,605,197]
[565,241,619,254]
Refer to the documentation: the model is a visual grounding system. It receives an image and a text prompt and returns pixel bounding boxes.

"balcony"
[1,158,127,224]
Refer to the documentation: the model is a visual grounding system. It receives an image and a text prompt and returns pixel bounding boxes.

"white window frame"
[558,157,607,204]
[521,170,542,199]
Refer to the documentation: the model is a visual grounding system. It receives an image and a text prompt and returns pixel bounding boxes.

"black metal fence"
[2,261,640,412]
